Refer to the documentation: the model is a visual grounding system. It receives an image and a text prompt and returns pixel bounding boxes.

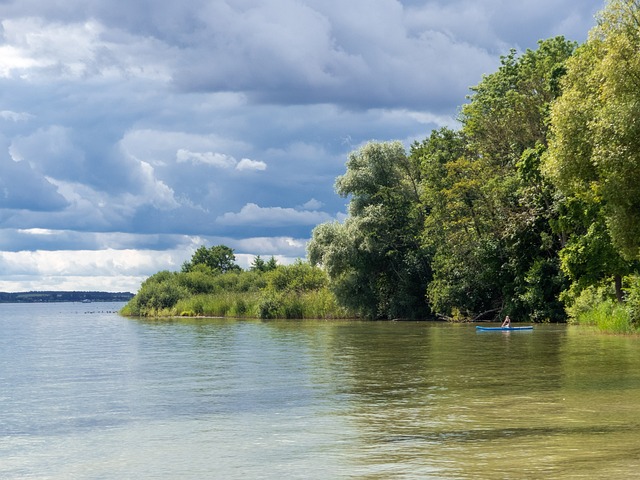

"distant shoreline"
[0,291,134,303]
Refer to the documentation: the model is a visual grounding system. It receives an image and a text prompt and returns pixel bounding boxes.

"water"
[2,303,640,479]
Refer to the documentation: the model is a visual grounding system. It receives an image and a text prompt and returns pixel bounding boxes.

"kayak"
[476,326,533,331]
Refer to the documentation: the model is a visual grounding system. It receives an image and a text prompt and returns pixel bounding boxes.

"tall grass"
[566,281,640,334]
[173,292,262,317]
[168,288,356,319]
[121,267,359,319]
[571,299,636,334]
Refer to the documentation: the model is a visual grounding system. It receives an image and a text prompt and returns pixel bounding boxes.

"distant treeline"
[0,291,134,303]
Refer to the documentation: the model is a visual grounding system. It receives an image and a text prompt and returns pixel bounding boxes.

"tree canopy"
[181,245,242,274]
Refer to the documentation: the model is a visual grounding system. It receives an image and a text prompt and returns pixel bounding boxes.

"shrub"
[624,275,640,326]
[258,293,283,319]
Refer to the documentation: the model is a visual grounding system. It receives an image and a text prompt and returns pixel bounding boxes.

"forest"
[122,0,640,333]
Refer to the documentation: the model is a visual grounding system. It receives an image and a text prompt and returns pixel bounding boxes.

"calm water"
[2,303,640,479]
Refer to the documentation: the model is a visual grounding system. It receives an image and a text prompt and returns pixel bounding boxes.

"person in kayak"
[501,315,511,327]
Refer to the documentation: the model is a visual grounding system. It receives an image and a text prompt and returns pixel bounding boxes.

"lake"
[1,302,639,479]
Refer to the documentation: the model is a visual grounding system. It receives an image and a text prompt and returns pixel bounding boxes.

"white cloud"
[0,248,186,292]
[17,228,56,235]
[176,148,237,168]
[232,236,307,256]
[0,110,33,122]
[0,17,171,81]
[216,202,333,227]
[0,44,43,77]
[236,158,267,171]
[300,198,324,210]
[176,149,266,172]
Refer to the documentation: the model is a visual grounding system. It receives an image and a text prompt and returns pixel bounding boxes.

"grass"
[123,288,357,320]
[570,299,639,334]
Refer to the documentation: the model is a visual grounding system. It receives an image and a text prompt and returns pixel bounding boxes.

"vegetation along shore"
[122,1,640,334]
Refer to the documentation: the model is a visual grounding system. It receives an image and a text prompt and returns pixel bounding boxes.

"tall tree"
[308,141,431,319]
[420,38,575,321]
[545,0,640,298]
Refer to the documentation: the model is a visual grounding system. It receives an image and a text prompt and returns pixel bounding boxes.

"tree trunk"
[615,274,623,303]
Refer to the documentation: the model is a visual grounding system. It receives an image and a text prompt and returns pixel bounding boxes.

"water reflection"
[122,318,640,478]
[3,306,640,479]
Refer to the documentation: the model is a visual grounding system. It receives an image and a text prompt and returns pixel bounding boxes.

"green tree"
[308,141,431,319]
[250,255,267,272]
[182,245,241,274]
[545,0,640,299]
[419,38,575,321]
[265,256,278,271]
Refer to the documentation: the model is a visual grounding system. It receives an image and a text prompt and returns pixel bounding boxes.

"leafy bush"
[258,293,283,319]
[564,279,639,334]
[624,275,640,326]
[122,258,355,319]
[265,261,328,293]
[127,271,189,315]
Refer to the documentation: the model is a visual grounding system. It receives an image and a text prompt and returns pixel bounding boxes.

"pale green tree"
[544,0,640,301]
[308,141,431,319]
[546,0,640,260]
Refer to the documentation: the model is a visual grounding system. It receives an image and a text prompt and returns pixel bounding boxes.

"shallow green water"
[1,303,639,478]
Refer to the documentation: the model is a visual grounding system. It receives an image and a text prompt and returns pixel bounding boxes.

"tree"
[544,0,640,299]
[250,255,279,272]
[182,245,241,274]
[250,255,267,272]
[419,38,575,321]
[308,141,431,319]
[265,256,278,271]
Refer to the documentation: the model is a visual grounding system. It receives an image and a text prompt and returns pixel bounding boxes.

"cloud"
[0,155,68,211]
[300,198,324,210]
[176,148,266,172]
[176,148,236,168]
[0,0,603,291]
[170,0,497,110]
[0,16,171,81]
[236,158,267,171]
[0,110,33,122]
[0,248,188,292]
[216,203,334,227]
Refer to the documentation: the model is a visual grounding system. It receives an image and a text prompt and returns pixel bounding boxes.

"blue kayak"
[476,326,533,331]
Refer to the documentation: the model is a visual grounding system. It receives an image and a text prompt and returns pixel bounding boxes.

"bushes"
[564,277,640,333]
[124,271,189,316]
[122,262,356,320]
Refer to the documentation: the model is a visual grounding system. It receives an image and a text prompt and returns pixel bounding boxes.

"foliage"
[417,37,576,321]
[545,0,640,260]
[624,275,640,326]
[182,245,242,274]
[544,0,640,304]
[264,260,328,293]
[122,251,353,320]
[125,271,189,316]
[250,255,278,272]
[566,283,637,334]
[308,141,431,319]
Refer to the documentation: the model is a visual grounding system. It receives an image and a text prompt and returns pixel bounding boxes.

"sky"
[0,0,604,293]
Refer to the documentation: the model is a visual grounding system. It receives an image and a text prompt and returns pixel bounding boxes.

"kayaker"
[501,315,511,327]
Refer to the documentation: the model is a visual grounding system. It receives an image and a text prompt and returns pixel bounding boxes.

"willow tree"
[545,0,640,299]
[308,141,431,319]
